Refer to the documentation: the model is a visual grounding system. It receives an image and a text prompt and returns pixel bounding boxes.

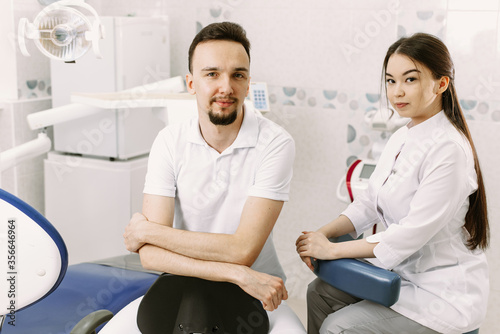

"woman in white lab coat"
[296,33,489,334]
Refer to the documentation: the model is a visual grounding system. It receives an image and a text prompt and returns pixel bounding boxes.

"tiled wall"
[266,106,349,302]
[12,0,52,99]
[2,0,499,331]
[0,1,53,212]
[94,0,500,163]
[469,122,500,332]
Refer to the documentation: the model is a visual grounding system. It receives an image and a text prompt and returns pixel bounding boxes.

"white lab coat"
[342,111,489,333]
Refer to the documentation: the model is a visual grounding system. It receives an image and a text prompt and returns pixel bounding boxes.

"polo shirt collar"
[187,103,259,149]
[231,103,259,149]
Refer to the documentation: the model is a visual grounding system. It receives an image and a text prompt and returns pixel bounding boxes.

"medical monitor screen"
[359,164,376,179]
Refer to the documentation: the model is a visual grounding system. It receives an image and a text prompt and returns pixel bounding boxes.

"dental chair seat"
[0,188,159,334]
[2,261,158,334]
[313,258,480,334]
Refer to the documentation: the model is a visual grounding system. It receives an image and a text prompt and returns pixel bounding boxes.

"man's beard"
[208,97,239,126]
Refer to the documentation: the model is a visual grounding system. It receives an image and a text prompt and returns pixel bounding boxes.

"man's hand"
[124,212,150,252]
[236,266,288,312]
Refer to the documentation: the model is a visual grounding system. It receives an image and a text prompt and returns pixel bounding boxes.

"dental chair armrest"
[313,258,401,307]
[70,309,113,334]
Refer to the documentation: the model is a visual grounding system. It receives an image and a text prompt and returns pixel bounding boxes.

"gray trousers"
[307,277,440,334]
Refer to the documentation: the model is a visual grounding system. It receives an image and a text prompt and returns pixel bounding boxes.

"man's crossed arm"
[123,193,287,311]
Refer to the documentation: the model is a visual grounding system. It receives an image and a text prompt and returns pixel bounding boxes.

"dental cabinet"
[50,16,170,159]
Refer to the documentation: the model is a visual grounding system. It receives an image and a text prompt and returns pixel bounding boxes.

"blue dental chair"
[0,188,159,333]
[0,188,270,334]
[313,257,480,334]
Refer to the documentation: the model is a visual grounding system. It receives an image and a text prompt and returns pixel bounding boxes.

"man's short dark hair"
[188,22,251,73]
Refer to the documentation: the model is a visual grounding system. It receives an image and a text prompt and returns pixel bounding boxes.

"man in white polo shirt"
[99,22,305,333]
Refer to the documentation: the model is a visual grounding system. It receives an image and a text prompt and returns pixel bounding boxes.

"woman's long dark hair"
[382,33,489,250]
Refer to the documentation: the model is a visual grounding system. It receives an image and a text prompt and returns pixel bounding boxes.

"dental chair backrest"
[0,188,68,327]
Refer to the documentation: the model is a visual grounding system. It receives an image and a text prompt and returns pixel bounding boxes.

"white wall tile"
[305,9,354,90]
[236,8,313,88]
[448,0,500,11]
[468,120,500,331]
[13,3,51,99]
[275,180,348,300]
[0,103,15,190]
[0,0,18,100]
[1,98,52,213]
[480,288,500,333]
[396,10,447,39]
[446,11,499,100]
[398,0,448,11]
[485,205,500,291]
[266,106,348,299]
[468,121,500,210]
[329,0,402,11]
[342,7,398,94]
[0,103,14,151]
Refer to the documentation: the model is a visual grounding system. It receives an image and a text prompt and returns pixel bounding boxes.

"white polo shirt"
[143,104,295,280]
[343,111,489,333]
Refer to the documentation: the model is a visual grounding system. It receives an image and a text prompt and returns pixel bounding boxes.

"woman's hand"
[296,231,336,265]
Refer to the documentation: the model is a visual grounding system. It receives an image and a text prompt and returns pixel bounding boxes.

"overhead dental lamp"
[18,0,104,62]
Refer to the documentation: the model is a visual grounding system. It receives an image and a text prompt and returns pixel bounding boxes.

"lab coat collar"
[405,110,448,141]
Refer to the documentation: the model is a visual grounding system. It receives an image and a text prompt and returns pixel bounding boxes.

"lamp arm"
[0,132,52,173]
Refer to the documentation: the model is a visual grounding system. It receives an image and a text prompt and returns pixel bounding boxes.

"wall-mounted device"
[249,82,270,112]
